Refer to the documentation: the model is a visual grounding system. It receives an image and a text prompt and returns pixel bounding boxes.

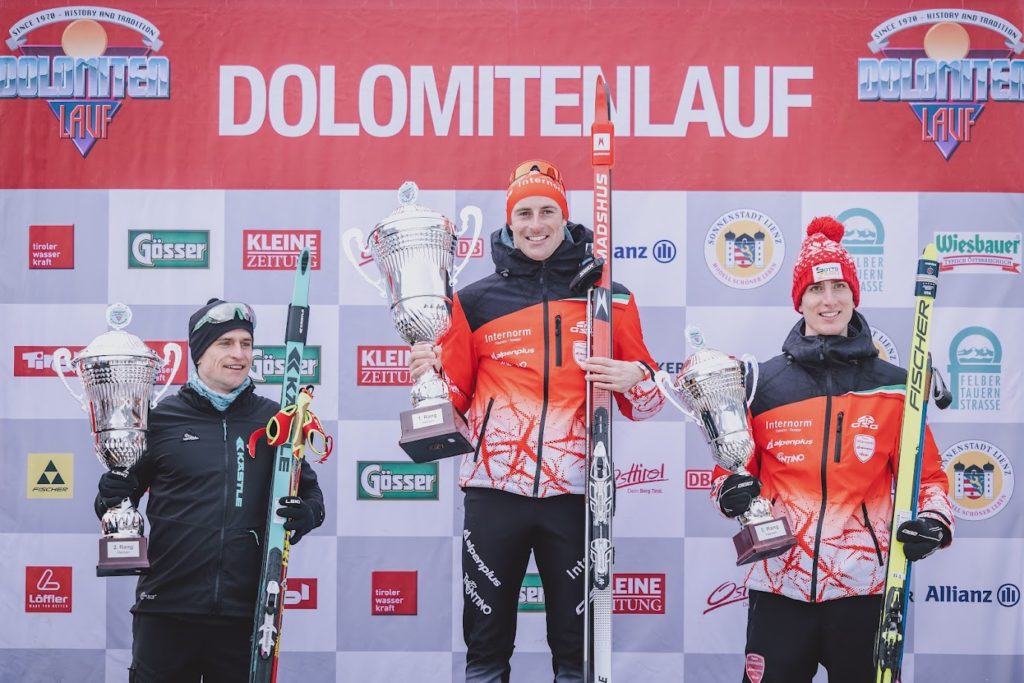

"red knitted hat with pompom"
[791,216,860,311]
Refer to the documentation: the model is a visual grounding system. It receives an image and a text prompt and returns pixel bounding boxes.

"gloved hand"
[717,474,762,518]
[277,496,317,545]
[896,517,950,561]
[98,471,139,509]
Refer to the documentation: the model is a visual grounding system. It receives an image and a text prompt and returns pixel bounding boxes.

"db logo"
[25,566,72,613]
[456,237,484,259]
[284,578,317,609]
[685,469,713,490]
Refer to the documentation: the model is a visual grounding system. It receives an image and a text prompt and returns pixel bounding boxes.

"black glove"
[98,471,139,509]
[717,474,761,518]
[277,496,318,545]
[896,517,950,561]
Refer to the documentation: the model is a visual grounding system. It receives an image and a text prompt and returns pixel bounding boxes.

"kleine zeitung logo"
[357,345,412,386]
[357,461,439,500]
[243,230,321,270]
[613,573,665,614]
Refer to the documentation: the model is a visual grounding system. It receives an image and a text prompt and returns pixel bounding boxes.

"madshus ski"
[874,244,944,683]
[249,248,312,683]
[584,75,616,683]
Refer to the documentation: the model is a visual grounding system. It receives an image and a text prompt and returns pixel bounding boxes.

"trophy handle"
[741,354,759,407]
[653,370,699,422]
[152,342,182,408]
[342,228,386,297]
[452,205,483,287]
[52,347,87,411]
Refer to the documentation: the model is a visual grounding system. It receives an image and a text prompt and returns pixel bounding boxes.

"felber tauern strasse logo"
[858,9,1023,160]
[3,6,169,157]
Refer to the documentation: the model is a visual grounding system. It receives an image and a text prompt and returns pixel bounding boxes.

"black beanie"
[188,298,255,365]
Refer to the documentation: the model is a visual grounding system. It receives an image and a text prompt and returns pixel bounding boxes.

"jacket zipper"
[473,397,495,463]
[862,503,884,566]
[809,368,833,603]
[533,263,551,497]
[555,314,563,366]
[213,416,230,611]
[833,411,844,463]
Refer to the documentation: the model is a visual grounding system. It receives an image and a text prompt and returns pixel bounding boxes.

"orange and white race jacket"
[710,313,953,603]
[440,224,664,498]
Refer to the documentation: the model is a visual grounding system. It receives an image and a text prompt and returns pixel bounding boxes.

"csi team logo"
[942,439,1013,520]
[935,232,1022,274]
[704,210,785,289]
[26,453,73,499]
[615,462,668,494]
[250,345,321,384]
[613,239,677,264]
[613,573,665,614]
[357,345,412,386]
[25,566,72,613]
[3,7,169,157]
[947,326,1001,411]
[356,461,439,500]
[28,225,74,269]
[284,578,317,609]
[371,570,417,615]
[243,230,322,270]
[836,208,885,294]
[870,326,900,364]
[858,9,1024,159]
[129,231,210,268]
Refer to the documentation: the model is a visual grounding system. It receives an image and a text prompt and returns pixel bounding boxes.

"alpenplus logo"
[284,578,318,609]
[25,566,72,613]
[357,345,412,386]
[371,571,417,615]
[28,225,74,269]
[243,230,321,270]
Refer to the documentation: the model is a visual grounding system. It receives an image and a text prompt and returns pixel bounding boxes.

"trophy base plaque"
[399,401,473,463]
[733,516,797,566]
[97,535,151,577]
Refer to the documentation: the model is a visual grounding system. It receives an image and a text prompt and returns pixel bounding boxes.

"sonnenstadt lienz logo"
[858,9,1024,159]
[704,209,785,289]
[870,326,900,364]
[942,439,1013,520]
[3,7,169,157]
[129,231,209,268]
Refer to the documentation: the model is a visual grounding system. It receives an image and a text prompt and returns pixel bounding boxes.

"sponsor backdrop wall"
[2,1,1022,682]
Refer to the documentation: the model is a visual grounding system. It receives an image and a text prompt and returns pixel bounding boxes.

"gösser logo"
[2,7,170,157]
[250,346,321,384]
[129,231,210,268]
[357,461,439,500]
[858,9,1024,160]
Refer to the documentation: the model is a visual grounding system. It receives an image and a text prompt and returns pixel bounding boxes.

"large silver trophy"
[655,327,796,565]
[53,304,181,576]
[342,182,481,462]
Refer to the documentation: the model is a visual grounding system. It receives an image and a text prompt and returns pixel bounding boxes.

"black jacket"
[94,383,324,618]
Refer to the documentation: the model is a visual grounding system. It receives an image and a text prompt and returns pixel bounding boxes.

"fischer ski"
[873,244,942,683]
[584,75,615,683]
[249,249,313,683]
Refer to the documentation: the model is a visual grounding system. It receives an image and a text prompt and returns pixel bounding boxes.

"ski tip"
[298,248,311,274]
[921,243,938,261]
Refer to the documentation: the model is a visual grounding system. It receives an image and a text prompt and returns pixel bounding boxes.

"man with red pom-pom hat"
[709,216,954,683]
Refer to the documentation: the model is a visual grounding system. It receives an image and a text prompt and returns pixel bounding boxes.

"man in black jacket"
[95,299,325,683]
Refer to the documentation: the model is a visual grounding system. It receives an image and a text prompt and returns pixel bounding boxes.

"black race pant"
[462,487,586,683]
[129,613,251,683]
[743,590,883,683]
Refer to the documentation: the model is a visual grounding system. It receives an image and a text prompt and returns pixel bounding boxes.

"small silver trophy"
[53,303,181,576]
[341,182,480,462]
[655,326,796,565]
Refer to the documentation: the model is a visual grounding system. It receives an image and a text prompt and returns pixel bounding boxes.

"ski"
[249,248,312,683]
[873,244,941,683]
[584,75,615,683]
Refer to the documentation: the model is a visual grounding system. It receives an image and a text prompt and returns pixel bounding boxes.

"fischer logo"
[250,345,321,384]
[615,463,667,494]
[284,578,318,609]
[935,232,1022,274]
[27,453,73,499]
[28,225,74,269]
[25,566,72,613]
[704,580,749,614]
[14,343,187,384]
[371,570,417,615]
[850,415,879,430]
[613,239,677,263]
[129,230,209,268]
[858,10,1024,159]
[243,230,321,270]
[2,7,170,157]
[357,345,412,386]
[685,469,714,490]
[613,573,665,614]
[219,64,812,139]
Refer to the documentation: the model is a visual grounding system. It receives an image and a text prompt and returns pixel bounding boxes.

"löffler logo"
[25,566,72,613]
[3,7,170,157]
[284,578,318,609]
[858,10,1024,159]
